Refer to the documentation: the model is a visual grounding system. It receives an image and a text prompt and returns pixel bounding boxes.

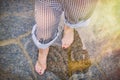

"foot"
[62,26,74,49]
[35,48,49,75]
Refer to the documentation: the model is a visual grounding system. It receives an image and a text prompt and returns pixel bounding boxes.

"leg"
[34,0,63,75]
[62,0,98,49]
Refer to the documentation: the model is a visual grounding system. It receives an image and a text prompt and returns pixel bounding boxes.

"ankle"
[39,48,49,55]
[64,25,74,33]
[64,25,72,30]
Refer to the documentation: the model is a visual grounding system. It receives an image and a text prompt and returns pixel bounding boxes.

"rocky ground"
[0,0,120,80]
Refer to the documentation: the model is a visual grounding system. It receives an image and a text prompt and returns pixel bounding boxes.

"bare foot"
[35,48,49,75]
[62,26,74,48]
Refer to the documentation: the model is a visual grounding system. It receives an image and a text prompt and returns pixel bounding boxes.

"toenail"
[39,72,41,74]
[62,47,66,49]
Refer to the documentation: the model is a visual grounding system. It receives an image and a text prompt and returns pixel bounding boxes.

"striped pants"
[32,0,98,49]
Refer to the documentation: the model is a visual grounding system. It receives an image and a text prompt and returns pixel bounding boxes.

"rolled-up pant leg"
[32,0,63,49]
[63,0,98,27]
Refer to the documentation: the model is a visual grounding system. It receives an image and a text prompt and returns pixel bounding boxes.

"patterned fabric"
[63,0,98,24]
[33,0,98,48]
[35,0,63,44]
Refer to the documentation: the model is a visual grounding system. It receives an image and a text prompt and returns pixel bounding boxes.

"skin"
[35,26,74,75]
[34,0,98,75]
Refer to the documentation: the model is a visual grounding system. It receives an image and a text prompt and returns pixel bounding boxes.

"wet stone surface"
[0,0,120,80]
[0,0,35,40]
[0,44,35,80]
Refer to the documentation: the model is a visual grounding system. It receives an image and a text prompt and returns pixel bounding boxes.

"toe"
[62,44,69,49]
[62,40,67,48]
[35,61,42,74]
[35,61,47,75]
[62,42,65,48]
[40,69,45,75]
[39,66,46,75]
[62,43,67,49]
